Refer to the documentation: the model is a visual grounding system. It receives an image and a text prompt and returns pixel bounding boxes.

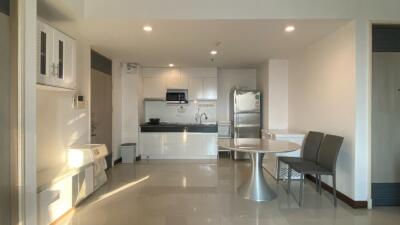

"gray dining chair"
[277,131,324,187]
[287,134,344,207]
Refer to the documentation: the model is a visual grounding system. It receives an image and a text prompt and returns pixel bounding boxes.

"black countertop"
[140,123,218,133]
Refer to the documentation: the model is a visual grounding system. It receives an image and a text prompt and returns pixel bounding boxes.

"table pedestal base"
[237,152,277,202]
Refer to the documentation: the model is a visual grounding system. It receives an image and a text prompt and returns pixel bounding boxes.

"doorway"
[91,50,113,167]
[371,25,400,206]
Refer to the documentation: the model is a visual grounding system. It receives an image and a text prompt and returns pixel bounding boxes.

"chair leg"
[299,173,304,206]
[315,174,319,192]
[277,159,281,184]
[333,174,337,207]
[318,175,322,195]
[287,166,292,194]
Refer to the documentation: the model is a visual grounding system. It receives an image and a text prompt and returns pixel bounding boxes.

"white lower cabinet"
[203,134,218,155]
[163,133,187,155]
[38,176,73,225]
[183,133,205,155]
[140,132,218,159]
[140,133,164,155]
[75,166,94,204]
[38,165,94,225]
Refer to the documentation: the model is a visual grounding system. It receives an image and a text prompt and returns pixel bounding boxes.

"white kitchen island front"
[139,124,218,159]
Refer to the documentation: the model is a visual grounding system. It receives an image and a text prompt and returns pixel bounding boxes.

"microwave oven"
[166,89,188,104]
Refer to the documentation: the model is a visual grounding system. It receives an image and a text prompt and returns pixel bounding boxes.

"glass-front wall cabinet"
[37,20,76,89]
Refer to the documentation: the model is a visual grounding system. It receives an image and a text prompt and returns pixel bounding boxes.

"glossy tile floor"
[59,158,400,225]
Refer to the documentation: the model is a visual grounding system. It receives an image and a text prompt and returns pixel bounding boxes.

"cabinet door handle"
[51,63,56,76]
[55,63,59,77]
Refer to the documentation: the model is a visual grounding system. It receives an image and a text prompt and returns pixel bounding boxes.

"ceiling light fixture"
[169,63,175,67]
[285,26,295,32]
[143,25,153,32]
[210,50,218,55]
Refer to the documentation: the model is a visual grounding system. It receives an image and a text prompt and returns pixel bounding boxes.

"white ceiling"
[81,20,349,67]
[38,1,350,68]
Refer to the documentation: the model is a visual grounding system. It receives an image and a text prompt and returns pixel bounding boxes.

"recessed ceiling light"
[285,26,295,32]
[143,25,153,32]
[169,63,175,67]
[210,50,218,55]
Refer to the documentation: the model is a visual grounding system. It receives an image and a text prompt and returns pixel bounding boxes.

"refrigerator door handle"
[234,94,237,114]
[235,127,239,138]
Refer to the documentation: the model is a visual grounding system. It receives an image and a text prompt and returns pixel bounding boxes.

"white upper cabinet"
[165,69,188,89]
[179,71,189,89]
[37,20,76,89]
[142,67,218,100]
[188,77,218,100]
[37,21,54,85]
[203,77,218,100]
[53,30,76,89]
[143,76,165,99]
[142,68,167,99]
[188,78,203,100]
[183,68,218,100]
[180,68,217,78]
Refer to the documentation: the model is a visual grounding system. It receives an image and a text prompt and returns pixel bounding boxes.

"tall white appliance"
[230,89,261,159]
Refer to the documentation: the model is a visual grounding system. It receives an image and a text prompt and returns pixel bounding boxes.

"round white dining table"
[218,138,301,202]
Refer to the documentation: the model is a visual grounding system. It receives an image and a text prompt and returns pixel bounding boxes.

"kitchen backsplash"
[144,100,217,124]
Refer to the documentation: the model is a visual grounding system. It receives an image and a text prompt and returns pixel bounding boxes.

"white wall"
[256,63,268,129]
[112,60,123,163]
[21,1,38,224]
[121,65,140,144]
[353,19,371,202]
[112,63,144,161]
[257,60,289,130]
[217,69,257,122]
[37,39,91,172]
[144,100,217,124]
[268,60,289,130]
[137,67,145,124]
[288,22,356,198]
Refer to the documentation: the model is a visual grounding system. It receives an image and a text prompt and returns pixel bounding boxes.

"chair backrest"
[317,134,344,171]
[302,131,324,162]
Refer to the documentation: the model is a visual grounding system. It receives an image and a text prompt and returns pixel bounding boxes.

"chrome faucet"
[199,113,208,124]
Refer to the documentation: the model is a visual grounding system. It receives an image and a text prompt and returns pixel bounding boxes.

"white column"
[353,18,372,207]
[18,0,38,224]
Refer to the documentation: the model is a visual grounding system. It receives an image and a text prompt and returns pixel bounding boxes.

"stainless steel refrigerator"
[231,89,261,159]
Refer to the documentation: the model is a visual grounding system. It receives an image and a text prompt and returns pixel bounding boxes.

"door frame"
[10,0,38,224]
[369,22,400,207]
[90,50,113,167]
